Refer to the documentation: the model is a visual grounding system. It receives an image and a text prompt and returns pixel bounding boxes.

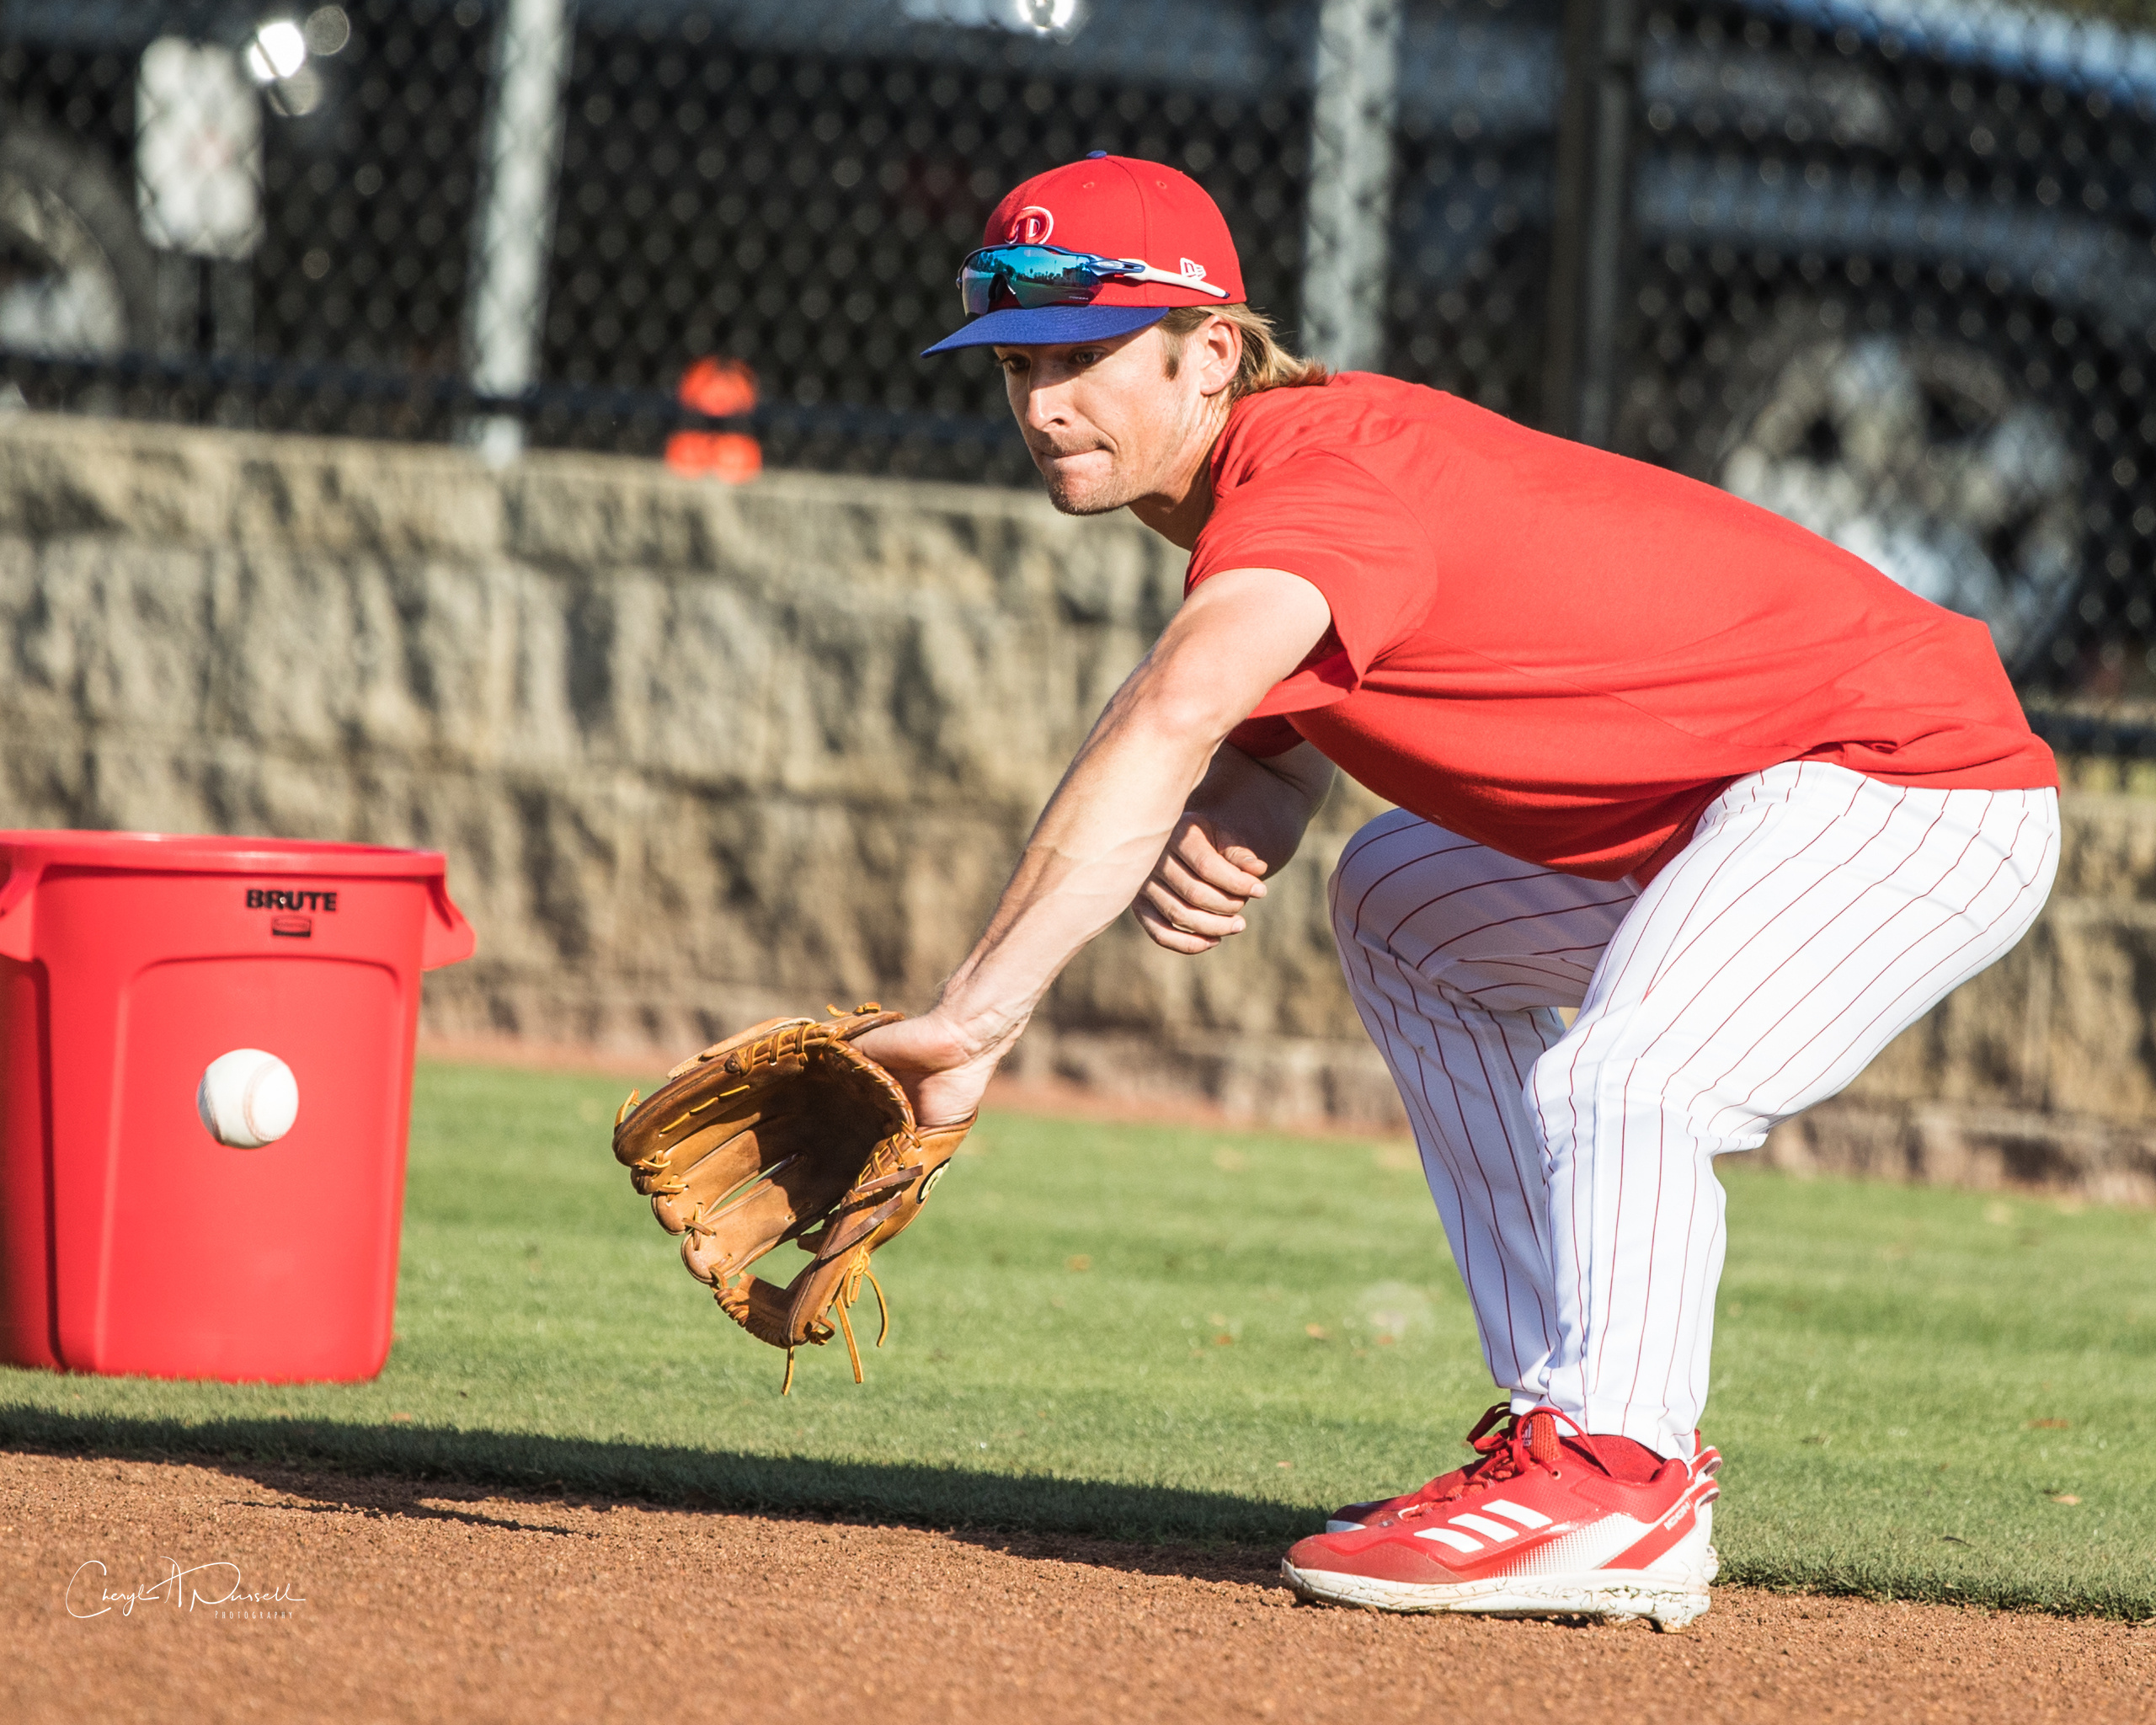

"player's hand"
[852,1010,1001,1129]
[1135,813,1270,954]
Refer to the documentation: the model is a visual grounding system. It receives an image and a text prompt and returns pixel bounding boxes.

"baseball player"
[856,154,2059,1627]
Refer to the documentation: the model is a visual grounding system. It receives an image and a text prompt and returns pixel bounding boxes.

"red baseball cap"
[922,152,1244,354]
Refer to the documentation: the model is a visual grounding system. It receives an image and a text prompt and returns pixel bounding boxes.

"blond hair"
[1158,303,1330,401]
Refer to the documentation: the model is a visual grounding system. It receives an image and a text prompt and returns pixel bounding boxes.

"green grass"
[3,1061,2153,1617]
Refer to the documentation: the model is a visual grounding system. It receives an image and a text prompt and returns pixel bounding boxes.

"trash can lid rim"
[0,831,452,877]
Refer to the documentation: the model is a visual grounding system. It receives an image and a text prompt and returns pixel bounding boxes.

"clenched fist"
[1135,813,1273,953]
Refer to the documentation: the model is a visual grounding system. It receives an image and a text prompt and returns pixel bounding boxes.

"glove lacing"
[718,1248,891,1395]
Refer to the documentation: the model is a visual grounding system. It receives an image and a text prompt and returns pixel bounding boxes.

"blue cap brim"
[921,303,1171,355]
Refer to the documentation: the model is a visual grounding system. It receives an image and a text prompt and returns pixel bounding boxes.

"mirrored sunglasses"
[957,243,1229,316]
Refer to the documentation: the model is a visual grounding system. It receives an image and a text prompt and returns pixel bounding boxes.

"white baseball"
[195,1049,300,1149]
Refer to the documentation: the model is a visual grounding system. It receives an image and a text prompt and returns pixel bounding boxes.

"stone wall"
[0,412,1399,1125]
[0,412,2148,1196]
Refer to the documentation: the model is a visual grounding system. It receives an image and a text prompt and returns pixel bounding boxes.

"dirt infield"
[3,1453,2152,1723]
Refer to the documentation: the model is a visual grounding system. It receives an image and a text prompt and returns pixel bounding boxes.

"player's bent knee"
[1327,809,1428,950]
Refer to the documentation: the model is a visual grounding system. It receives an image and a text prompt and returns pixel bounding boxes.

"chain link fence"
[1609,0,2156,754]
[1,0,2152,738]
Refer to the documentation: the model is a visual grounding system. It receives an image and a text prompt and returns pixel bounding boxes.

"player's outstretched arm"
[854,566,1331,1124]
[1135,739,1334,955]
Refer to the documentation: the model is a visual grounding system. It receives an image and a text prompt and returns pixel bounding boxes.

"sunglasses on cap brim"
[957,243,1230,316]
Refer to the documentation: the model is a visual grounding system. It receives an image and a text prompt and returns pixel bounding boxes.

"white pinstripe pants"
[1328,761,2058,1458]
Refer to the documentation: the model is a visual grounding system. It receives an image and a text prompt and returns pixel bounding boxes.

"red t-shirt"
[1192,373,2057,882]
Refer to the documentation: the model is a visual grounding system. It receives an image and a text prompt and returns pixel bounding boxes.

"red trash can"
[0,832,475,1382]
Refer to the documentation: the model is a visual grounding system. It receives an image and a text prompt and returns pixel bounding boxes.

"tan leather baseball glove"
[611,1005,972,1392]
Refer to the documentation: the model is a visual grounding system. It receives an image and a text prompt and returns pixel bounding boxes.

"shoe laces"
[1404,1403,1577,1516]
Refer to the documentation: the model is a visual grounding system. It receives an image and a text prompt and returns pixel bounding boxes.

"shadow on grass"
[0,1403,1317,1562]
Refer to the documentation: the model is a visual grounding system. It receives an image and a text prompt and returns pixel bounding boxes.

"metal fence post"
[1302,0,1401,373]
[465,0,575,463]
[1542,0,1641,446]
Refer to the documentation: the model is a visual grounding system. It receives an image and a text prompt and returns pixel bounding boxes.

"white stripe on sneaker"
[1481,1499,1553,1529]
[1413,1527,1484,1553]
[1447,1513,1518,1541]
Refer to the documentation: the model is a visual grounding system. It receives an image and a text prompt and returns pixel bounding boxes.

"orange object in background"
[666,356,762,481]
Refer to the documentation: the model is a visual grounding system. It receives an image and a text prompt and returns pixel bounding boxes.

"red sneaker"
[1285,1407,1720,1628]
[1324,1404,1721,1532]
